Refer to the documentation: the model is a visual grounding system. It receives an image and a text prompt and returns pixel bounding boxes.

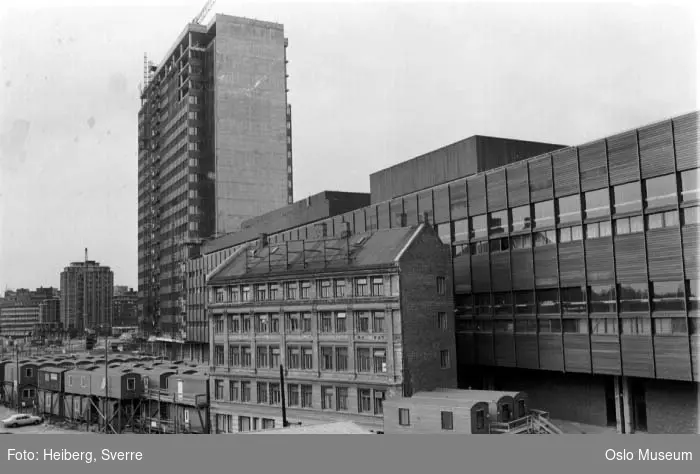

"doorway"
[629,379,647,432]
[604,377,617,427]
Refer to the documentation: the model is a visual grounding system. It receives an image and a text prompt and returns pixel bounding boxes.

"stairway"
[489,409,563,434]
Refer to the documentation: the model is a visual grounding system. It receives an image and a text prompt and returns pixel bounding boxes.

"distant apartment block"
[60,260,114,331]
[113,288,139,327]
[0,306,40,337]
[138,14,293,336]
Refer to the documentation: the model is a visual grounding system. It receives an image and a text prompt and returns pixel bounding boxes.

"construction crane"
[192,0,216,25]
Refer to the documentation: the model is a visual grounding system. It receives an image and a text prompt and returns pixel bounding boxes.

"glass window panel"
[653,318,688,335]
[452,218,469,242]
[591,318,618,335]
[619,283,649,312]
[630,216,644,233]
[510,205,532,232]
[534,201,554,228]
[561,287,587,314]
[571,225,583,241]
[558,227,572,243]
[650,281,685,312]
[613,183,642,214]
[557,195,581,224]
[589,285,616,313]
[615,218,630,236]
[645,174,678,209]
[493,292,512,315]
[449,180,468,220]
[664,210,679,227]
[585,223,599,239]
[437,223,451,244]
[688,280,700,311]
[584,189,610,219]
[489,210,508,236]
[537,289,560,314]
[510,234,532,250]
[646,213,664,230]
[534,230,556,247]
[418,191,434,224]
[470,215,488,239]
[514,291,535,314]
[682,206,700,226]
[599,221,612,237]
[680,169,700,202]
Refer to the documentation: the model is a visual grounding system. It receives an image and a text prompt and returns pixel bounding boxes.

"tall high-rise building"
[138,14,293,335]
[60,260,114,331]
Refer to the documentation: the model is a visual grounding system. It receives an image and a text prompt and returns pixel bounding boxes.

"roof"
[387,392,487,409]
[208,225,423,284]
[39,366,70,374]
[413,388,522,403]
[251,421,373,434]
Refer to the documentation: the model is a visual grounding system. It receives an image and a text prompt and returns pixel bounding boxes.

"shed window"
[441,411,454,430]
[127,378,136,391]
[398,408,411,426]
[25,368,33,377]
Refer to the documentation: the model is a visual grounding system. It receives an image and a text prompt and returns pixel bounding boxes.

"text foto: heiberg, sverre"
[605,449,693,461]
[8,448,144,463]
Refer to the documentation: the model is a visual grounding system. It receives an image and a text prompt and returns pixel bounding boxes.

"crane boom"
[192,0,216,25]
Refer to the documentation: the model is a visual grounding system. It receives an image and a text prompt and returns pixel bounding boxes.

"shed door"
[177,379,183,401]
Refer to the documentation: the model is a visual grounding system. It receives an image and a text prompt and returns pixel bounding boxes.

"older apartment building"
[205,224,457,432]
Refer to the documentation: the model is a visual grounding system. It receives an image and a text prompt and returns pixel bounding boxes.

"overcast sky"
[0,0,697,292]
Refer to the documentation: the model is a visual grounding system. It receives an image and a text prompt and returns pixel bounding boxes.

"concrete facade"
[59,260,114,331]
[0,306,40,337]
[137,14,293,336]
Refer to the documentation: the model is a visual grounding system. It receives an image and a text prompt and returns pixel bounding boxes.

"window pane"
[470,215,488,239]
[613,183,642,214]
[534,230,556,247]
[645,174,678,209]
[681,169,699,202]
[493,292,512,315]
[571,225,583,241]
[650,281,685,312]
[646,213,664,230]
[558,227,572,243]
[437,223,451,244]
[619,283,649,312]
[584,189,610,219]
[585,223,599,239]
[630,216,644,233]
[653,318,688,335]
[664,210,679,227]
[557,195,581,224]
[510,234,532,250]
[537,289,560,314]
[452,218,468,242]
[590,285,616,313]
[682,207,700,226]
[489,210,508,236]
[514,291,535,314]
[449,180,468,220]
[510,205,532,232]
[591,318,618,335]
[534,201,554,228]
[688,280,700,311]
[561,287,587,314]
[615,218,630,236]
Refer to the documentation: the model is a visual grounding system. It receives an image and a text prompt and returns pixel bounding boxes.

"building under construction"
[137,4,294,339]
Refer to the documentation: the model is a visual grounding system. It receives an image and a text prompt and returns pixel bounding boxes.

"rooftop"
[207,225,424,284]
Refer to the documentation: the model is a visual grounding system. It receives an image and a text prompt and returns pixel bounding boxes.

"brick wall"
[492,368,609,426]
[400,226,458,394]
[645,380,699,434]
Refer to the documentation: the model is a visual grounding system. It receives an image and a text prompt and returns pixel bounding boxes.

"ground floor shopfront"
[459,365,699,434]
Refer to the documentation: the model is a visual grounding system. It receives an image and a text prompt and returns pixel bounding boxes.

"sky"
[0,0,698,292]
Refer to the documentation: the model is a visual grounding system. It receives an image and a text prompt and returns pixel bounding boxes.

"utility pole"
[15,344,20,411]
[279,364,289,427]
[104,331,109,434]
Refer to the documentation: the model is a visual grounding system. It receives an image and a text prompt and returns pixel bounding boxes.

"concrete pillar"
[613,376,624,433]
[621,376,633,434]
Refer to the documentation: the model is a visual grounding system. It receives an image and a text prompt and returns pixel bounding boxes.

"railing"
[489,409,563,434]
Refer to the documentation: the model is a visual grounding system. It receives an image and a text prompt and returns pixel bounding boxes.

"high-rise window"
[584,189,610,219]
